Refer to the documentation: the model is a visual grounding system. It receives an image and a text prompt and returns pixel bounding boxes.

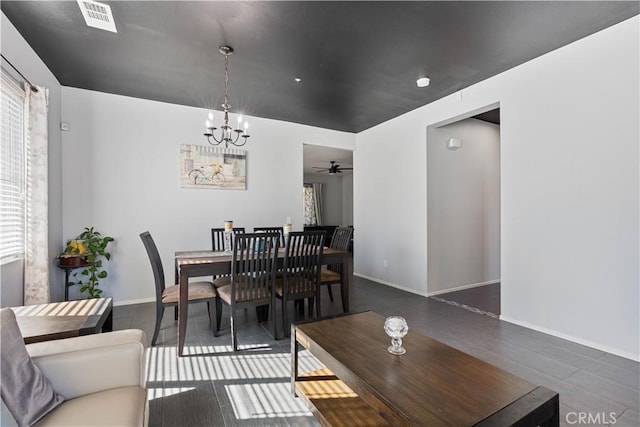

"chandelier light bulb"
[208,111,214,121]
[205,120,211,128]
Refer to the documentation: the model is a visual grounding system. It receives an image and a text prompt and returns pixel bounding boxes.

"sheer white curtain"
[24,84,49,305]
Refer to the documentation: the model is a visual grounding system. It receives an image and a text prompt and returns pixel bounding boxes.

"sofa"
[1,308,148,427]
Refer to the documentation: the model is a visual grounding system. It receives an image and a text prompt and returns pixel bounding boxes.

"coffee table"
[12,297,113,344]
[292,311,559,426]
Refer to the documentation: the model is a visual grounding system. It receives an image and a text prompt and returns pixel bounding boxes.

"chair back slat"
[231,232,279,304]
[283,231,325,296]
[327,227,353,274]
[253,227,284,246]
[211,227,245,251]
[139,231,166,300]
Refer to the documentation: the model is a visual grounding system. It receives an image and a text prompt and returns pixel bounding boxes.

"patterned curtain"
[312,183,324,226]
[303,185,316,226]
[24,84,49,305]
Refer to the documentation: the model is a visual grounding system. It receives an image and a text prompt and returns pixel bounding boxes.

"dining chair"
[140,231,220,346]
[276,231,325,336]
[320,226,353,312]
[213,232,280,350]
[211,227,245,251]
[253,226,284,246]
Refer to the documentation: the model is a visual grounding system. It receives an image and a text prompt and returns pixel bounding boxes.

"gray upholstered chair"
[320,226,353,312]
[140,231,220,346]
[275,231,325,336]
[213,232,280,350]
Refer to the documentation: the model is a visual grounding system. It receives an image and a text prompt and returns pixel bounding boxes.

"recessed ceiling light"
[294,77,302,83]
[416,77,430,87]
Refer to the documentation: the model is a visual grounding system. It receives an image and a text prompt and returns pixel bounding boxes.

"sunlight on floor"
[145,344,322,420]
[146,345,323,383]
[226,382,311,419]
[147,387,196,400]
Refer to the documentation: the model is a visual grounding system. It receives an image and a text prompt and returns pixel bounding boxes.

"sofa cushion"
[0,308,64,426]
[34,386,147,427]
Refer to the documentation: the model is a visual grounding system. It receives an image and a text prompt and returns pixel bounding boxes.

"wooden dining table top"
[175,246,347,265]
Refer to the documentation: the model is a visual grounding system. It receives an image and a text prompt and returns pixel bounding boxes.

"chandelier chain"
[223,51,229,109]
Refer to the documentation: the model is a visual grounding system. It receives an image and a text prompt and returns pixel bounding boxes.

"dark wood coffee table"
[292,311,559,426]
[12,297,113,344]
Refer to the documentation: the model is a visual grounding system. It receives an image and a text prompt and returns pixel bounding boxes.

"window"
[0,70,27,263]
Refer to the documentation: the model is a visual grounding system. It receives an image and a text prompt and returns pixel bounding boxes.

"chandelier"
[204,46,250,148]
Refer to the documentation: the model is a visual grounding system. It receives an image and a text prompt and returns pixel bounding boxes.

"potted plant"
[61,227,114,298]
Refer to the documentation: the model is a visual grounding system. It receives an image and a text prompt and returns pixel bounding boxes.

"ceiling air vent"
[77,0,117,33]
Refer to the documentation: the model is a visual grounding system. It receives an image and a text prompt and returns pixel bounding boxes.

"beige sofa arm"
[26,330,147,400]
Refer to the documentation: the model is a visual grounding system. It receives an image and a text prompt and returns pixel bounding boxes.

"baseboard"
[427,280,500,297]
[113,296,155,307]
[500,315,640,362]
[353,273,428,297]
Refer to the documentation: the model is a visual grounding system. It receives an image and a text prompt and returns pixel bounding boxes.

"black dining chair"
[140,231,220,346]
[276,231,325,336]
[253,227,284,246]
[211,227,245,252]
[213,232,280,350]
[320,226,353,312]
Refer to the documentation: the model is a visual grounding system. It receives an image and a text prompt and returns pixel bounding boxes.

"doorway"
[426,107,501,316]
[302,144,353,227]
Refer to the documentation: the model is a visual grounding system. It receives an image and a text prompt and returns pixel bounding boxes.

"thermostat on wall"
[60,122,70,131]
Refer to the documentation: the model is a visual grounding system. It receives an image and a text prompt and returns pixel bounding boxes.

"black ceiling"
[2,1,637,133]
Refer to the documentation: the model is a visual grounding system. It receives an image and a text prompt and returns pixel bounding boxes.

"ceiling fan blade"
[338,167,353,170]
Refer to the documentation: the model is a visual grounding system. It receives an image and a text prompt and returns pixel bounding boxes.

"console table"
[292,311,559,426]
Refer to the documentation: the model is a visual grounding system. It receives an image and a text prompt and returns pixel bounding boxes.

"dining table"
[174,246,351,357]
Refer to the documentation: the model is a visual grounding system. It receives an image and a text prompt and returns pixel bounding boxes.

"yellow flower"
[69,240,87,255]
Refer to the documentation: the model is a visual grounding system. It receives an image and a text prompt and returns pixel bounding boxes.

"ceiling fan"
[313,161,353,175]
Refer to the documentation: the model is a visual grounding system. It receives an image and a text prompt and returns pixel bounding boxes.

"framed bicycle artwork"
[180,144,247,190]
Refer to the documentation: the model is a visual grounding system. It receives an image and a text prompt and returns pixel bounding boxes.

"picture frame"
[180,144,247,190]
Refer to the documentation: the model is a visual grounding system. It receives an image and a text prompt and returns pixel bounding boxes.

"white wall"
[0,13,64,305]
[303,173,347,225]
[355,17,639,360]
[427,119,500,294]
[61,87,355,302]
[342,174,353,226]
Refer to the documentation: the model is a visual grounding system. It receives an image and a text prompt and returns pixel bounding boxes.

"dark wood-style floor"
[113,276,639,427]
[432,282,501,316]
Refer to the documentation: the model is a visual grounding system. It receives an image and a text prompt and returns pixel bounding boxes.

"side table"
[13,297,113,344]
